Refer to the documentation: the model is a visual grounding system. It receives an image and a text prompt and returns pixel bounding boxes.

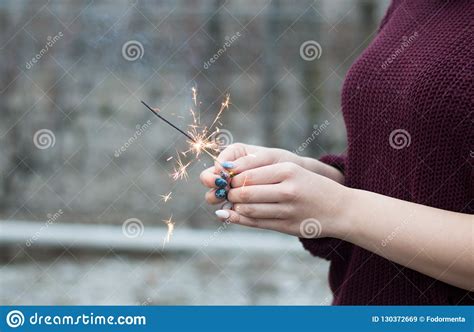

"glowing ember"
[160,192,172,202]
[162,215,175,248]
[210,93,230,129]
[171,154,191,181]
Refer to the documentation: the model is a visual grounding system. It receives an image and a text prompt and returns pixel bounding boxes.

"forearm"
[338,188,474,290]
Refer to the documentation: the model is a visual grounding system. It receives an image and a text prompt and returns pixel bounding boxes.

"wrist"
[327,186,358,239]
[300,156,345,184]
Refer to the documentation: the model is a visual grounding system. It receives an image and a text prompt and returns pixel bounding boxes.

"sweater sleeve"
[299,154,349,261]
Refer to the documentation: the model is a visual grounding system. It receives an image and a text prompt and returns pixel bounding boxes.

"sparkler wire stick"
[141,100,194,141]
[140,100,229,167]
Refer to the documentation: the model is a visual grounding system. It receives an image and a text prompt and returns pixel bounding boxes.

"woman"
[200,0,473,304]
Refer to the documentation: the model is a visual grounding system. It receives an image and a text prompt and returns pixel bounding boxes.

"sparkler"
[141,88,232,247]
[140,88,231,171]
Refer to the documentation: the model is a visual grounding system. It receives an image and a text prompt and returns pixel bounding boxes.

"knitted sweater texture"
[300,0,473,305]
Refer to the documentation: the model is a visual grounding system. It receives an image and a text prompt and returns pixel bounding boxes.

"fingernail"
[220,171,229,179]
[215,178,228,188]
[222,161,235,169]
[215,210,230,219]
[215,188,227,199]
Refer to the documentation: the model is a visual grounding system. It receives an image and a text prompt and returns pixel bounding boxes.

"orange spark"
[171,154,191,181]
[210,93,230,129]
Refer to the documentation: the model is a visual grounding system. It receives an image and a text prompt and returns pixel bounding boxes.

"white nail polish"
[215,210,230,219]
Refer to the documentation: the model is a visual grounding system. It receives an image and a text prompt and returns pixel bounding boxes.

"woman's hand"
[215,162,350,238]
[199,143,303,204]
[199,143,344,205]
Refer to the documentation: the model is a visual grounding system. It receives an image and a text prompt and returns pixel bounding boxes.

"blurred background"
[0,0,389,304]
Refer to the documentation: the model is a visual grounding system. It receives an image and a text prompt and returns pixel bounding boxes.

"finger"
[214,143,248,172]
[217,150,276,175]
[205,189,227,204]
[215,209,280,230]
[200,167,229,189]
[233,203,290,219]
[231,163,289,187]
[227,184,285,203]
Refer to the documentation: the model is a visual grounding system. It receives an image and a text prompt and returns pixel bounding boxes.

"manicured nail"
[215,178,228,188]
[215,188,227,199]
[222,161,235,169]
[215,210,230,219]
[220,171,230,179]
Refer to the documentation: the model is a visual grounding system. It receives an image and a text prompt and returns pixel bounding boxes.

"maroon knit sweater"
[300,0,473,305]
